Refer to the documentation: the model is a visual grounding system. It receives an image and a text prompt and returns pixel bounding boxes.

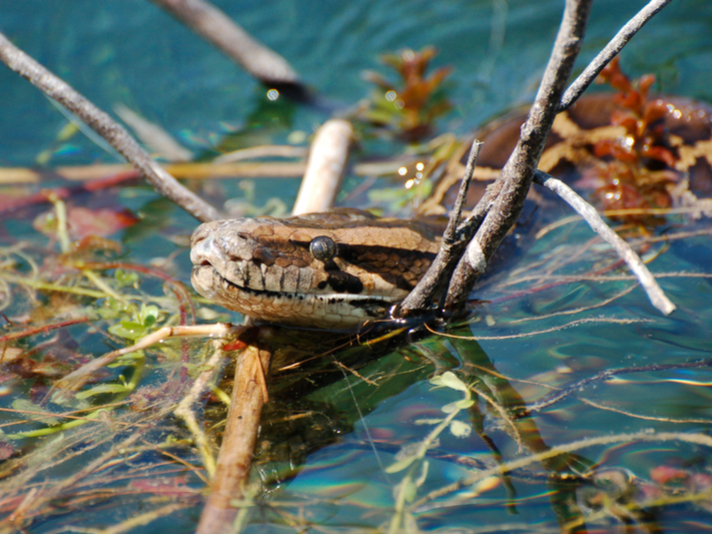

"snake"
[190,92,712,328]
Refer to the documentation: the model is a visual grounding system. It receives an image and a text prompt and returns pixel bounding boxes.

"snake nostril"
[252,247,276,266]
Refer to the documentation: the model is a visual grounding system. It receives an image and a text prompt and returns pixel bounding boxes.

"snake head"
[190,211,441,328]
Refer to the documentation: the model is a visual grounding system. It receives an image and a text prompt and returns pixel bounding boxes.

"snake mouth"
[191,263,394,328]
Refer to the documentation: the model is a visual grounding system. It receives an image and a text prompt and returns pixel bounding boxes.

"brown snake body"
[191,92,712,328]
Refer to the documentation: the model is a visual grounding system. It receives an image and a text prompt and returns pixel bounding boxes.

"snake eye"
[309,236,337,262]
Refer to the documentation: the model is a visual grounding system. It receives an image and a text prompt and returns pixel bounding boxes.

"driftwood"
[292,119,354,215]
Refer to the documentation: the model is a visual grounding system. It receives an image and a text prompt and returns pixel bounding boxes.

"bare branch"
[533,170,675,315]
[397,140,483,314]
[0,31,220,222]
[151,0,300,87]
[559,0,672,111]
[444,0,592,312]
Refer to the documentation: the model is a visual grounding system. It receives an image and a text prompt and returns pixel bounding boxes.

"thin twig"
[446,140,485,240]
[559,0,672,111]
[150,0,300,87]
[411,430,712,511]
[533,169,675,314]
[0,31,220,223]
[398,140,483,314]
[529,358,712,413]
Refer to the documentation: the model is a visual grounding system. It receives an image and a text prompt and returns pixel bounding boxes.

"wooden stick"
[196,339,272,534]
[292,119,353,215]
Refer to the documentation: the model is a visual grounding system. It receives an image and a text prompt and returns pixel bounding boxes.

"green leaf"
[402,478,417,503]
[141,304,160,323]
[449,420,472,438]
[455,399,475,409]
[107,350,145,368]
[441,402,459,414]
[109,321,147,340]
[414,418,444,426]
[114,269,139,287]
[385,455,417,474]
[438,371,468,392]
[75,384,131,400]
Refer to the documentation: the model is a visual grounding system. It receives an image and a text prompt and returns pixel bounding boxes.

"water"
[1,1,712,532]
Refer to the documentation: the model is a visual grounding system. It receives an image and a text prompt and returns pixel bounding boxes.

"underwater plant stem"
[1,272,107,299]
[48,196,71,253]
[533,170,675,315]
[411,430,712,511]
[54,323,245,402]
[81,269,126,303]
[389,407,460,534]
[174,339,230,477]
[4,407,116,439]
[0,31,220,222]
[559,0,672,111]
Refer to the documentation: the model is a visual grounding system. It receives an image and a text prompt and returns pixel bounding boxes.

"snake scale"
[191,90,712,328]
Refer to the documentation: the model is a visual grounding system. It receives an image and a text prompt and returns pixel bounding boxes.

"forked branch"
[401,0,672,317]
[559,0,673,111]
[444,0,592,311]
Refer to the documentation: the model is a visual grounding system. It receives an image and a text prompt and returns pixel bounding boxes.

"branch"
[559,0,672,111]
[150,0,301,87]
[444,0,592,312]
[0,31,220,223]
[533,170,675,315]
[397,140,483,314]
